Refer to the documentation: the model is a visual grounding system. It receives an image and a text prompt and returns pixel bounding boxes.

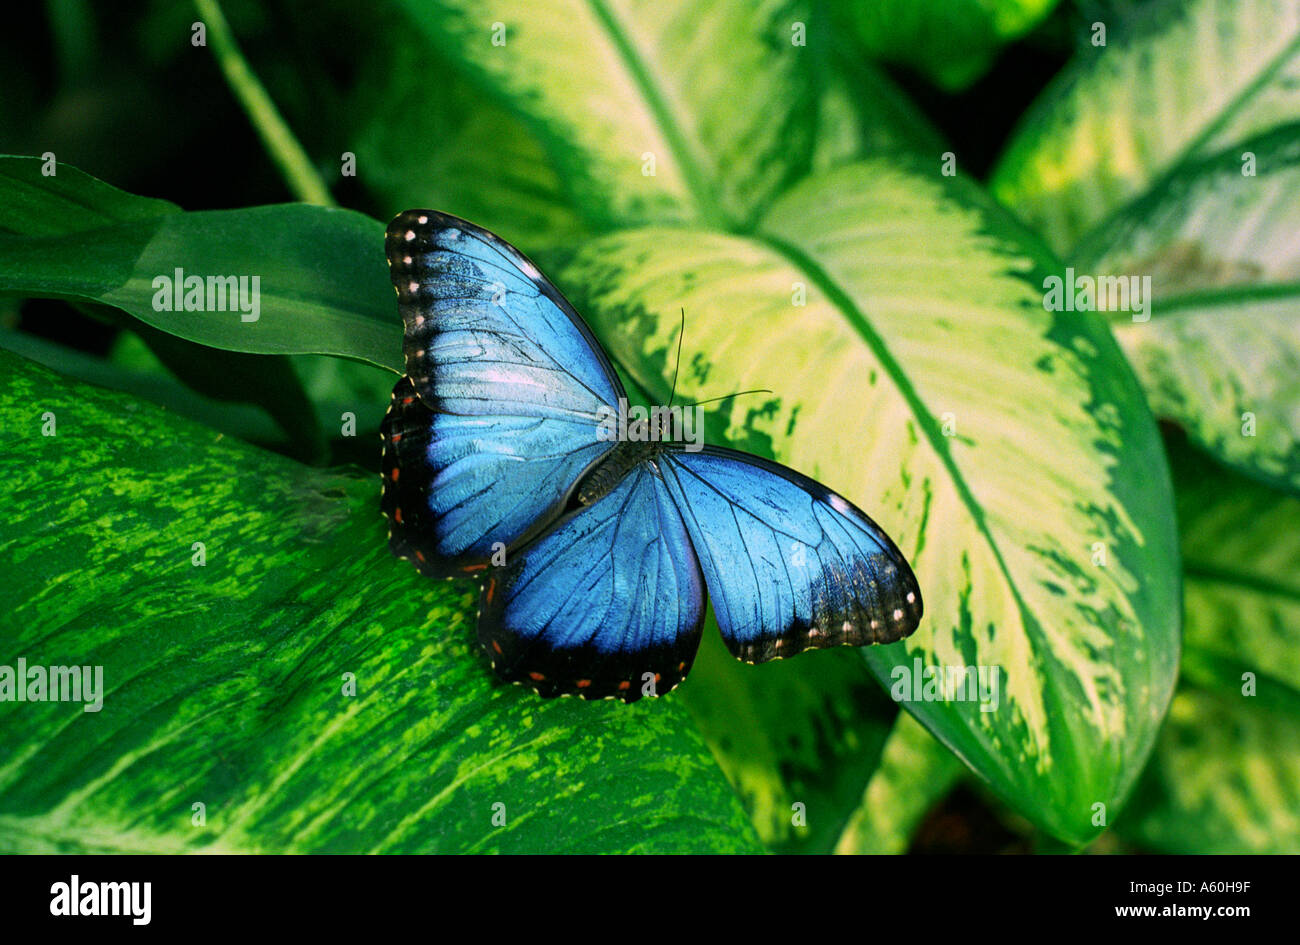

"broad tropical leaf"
[992,0,1300,253]
[1075,127,1300,495]
[1121,438,1300,853]
[560,159,1181,845]
[1172,438,1300,710]
[1122,689,1300,853]
[0,157,399,371]
[0,351,761,853]
[394,0,860,232]
[392,0,818,231]
[350,34,590,253]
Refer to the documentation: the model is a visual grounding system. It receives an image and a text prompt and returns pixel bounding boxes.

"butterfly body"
[382,209,923,702]
[576,439,669,506]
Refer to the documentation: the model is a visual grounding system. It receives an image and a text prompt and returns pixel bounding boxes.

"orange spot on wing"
[390,467,400,481]
[617,680,631,692]
[390,433,403,443]
[576,679,592,689]
[414,550,426,563]
[491,640,502,654]
[528,671,546,682]
[485,579,496,607]
[678,661,686,671]
[461,563,487,573]
[394,507,403,524]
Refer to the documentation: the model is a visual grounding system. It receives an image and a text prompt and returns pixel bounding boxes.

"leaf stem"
[193,0,335,207]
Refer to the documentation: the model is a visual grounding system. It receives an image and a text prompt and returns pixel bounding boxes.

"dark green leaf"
[0,350,760,853]
[0,157,399,371]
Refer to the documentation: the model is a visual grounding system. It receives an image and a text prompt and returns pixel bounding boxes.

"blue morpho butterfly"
[380,210,923,702]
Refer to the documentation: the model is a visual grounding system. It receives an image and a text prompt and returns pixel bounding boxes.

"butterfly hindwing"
[478,462,707,702]
[660,447,923,662]
[382,210,623,575]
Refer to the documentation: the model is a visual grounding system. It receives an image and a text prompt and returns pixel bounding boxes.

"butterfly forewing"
[381,210,622,575]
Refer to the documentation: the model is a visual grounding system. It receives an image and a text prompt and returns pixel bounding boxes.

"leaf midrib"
[1107,280,1300,324]
[1185,560,1300,606]
[1071,17,1300,255]
[585,0,728,230]
[1009,8,1300,252]
[754,229,1046,677]
[1171,27,1300,179]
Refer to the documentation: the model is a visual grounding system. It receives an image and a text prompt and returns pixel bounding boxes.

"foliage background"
[0,0,1296,853]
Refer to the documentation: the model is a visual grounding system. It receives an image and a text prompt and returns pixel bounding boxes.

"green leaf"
[0,350,761,853]
[832,0,1062,91]
[0,156,365,457]
[0,327,284,446]
[1075,126,1300,495]
[1122,689,1300,853]
[1172,437,1300,711]
[1121,437,1300,853]
[559,158,1181,845]
[349,33,591,254]
[0,156,399,371]
[680,631,901,854]
[393,0,819,232]
[0,155,177,233]
[992,0,1300,253]
[832,712,964,854]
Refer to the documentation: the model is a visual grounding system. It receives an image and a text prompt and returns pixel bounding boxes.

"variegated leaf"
[560,159,1181,845]
[992,0,1300,253]
[1075,126,1300,495]
[1122,437,1300,853]
[0,351,761,853]
[393,0,818,231]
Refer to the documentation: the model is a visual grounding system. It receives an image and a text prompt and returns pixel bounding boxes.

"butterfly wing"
[478,463,706,702]
[382,210,623,576]
[660,446,922,662]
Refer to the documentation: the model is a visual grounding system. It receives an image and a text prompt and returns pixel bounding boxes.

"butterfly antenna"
[668,308,685,410]
[683,388,774,409]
